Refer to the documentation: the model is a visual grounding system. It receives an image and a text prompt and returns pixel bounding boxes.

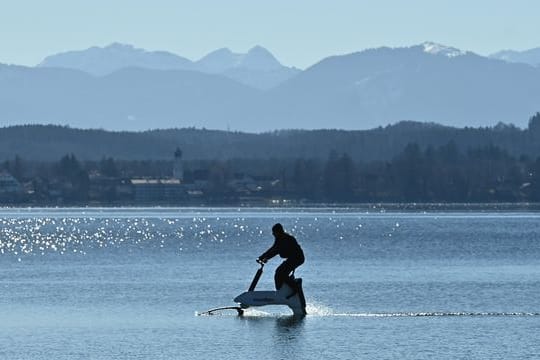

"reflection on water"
[1,208,539,263]
[272,316,306,359]
[275,315,306,328]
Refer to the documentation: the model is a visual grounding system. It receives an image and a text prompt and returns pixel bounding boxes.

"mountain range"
[1,42,539,132]
[489,47,540,67]
[38,43,300,90]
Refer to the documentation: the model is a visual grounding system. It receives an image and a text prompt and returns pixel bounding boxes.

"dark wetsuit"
[259,232,305,290]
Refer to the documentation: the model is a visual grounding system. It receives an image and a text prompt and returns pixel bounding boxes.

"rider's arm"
[258,241,279,262]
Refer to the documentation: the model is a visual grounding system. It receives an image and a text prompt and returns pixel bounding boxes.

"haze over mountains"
[1,42,539,132]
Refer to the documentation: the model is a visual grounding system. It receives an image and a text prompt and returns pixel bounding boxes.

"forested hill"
[1,114,539,162]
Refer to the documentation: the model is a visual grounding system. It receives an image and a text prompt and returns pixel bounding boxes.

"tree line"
[2,141,539,204]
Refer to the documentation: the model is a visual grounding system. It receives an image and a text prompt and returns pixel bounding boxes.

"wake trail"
[306,303,540,318]
[196,303,540,318]
[324,311,540,318]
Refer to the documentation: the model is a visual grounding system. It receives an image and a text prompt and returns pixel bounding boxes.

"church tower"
[173,147,183,181]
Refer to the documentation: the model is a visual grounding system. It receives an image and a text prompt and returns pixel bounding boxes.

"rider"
[257,223,305,298]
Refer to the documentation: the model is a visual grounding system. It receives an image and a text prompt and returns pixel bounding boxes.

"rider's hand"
[257,257,267,264]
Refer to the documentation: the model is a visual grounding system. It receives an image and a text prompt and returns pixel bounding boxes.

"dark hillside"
[0,114,538,162]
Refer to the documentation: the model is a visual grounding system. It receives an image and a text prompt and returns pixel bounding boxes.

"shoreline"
[1,202,539,212]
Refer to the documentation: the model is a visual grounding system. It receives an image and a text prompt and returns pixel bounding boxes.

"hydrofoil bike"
[199,259,307,316]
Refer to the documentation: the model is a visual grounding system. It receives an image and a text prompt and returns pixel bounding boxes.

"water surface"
[0,207,539,359]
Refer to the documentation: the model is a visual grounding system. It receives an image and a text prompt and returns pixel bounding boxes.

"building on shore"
[130,178,185,203]
[131,148,189,203]
[173,147,183,181]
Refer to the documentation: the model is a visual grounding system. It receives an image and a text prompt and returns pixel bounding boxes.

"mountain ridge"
[3,42,540,131]
[37,43,300,89]
[490,47,540,67]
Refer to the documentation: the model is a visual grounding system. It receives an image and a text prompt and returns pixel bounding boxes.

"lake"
[0,207,539,359]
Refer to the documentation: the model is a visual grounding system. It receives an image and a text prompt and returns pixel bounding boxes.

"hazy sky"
[1,0,539,69]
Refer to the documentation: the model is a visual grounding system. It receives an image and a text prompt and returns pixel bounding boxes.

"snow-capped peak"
[421,42,466,58]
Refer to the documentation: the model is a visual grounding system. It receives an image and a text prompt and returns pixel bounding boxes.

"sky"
[1,0,539,69]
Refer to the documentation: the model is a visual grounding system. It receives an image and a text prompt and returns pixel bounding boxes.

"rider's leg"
[274,261,295,290]
[275,258,303,297]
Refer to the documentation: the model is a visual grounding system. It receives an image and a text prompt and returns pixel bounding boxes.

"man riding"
[257,223,305,298]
